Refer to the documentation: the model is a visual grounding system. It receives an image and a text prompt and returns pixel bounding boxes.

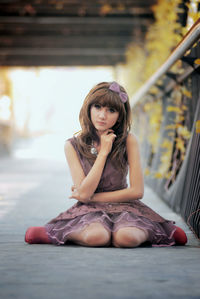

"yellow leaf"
[190,12,200,24]
[175,137,185,153]
[181,105,188,111]
[154,172,163,179]
[167,106,182,113]
[194,59,200,65]
[144,102,152,111]
[176,115,185,122]
[175,123,182,129]
[144,168,150,176]
[165,171,172,179]
[150,86,159,95]
[165,124,176,130]
[182,88,192,98]
[161,139,173,149]
[157,79,163,85]
[185,50,191,56]
[177,126,191,139]
[196,120,200,133]
[192,42,197,48]
[160,152,171,164]
[100,4,112,15]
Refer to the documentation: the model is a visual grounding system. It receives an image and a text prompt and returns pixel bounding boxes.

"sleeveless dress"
[45,136,177,247]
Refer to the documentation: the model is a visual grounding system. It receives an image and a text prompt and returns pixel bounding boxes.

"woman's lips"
[97,121,106,126]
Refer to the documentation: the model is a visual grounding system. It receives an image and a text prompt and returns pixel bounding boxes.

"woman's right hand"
[99,129,116,156]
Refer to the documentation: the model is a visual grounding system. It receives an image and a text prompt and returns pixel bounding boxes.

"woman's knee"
[83,223,111,247]
[112,227,148,248]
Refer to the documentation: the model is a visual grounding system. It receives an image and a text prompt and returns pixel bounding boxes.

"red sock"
[25,226,51,244]
[173,226,187,245]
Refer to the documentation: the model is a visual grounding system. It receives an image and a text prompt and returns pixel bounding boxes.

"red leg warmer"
[25,226,51,244]
[173,226,187,245]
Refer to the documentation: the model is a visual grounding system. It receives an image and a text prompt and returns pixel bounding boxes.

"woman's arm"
[91,133,144,203]
[65,130,116,202]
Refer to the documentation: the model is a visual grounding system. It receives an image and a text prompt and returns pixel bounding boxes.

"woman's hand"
[69,185,91,203]
[99,129,116,156]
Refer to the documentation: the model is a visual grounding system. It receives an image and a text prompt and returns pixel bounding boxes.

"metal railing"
[130,18,200,239]
[130,18,200,107]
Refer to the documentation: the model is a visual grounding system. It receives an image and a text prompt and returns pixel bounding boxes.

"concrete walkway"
[0,155,200,299]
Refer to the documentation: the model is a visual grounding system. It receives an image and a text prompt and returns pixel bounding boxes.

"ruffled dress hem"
[45,211,176,247]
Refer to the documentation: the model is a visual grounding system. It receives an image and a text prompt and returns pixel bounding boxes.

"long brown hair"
[76,82,132,172]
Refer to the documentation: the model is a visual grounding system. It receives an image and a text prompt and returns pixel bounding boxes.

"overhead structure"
[0,0,156,66]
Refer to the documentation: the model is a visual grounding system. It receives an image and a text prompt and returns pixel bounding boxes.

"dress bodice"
[68,136,128,193]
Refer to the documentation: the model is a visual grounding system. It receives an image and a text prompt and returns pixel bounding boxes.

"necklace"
[90,142,98,156]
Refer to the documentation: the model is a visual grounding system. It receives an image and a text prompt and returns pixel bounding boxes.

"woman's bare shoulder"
[64,138,76,156]
[126,132,139,146]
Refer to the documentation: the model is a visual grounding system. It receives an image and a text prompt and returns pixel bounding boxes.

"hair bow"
[109,82,128,103]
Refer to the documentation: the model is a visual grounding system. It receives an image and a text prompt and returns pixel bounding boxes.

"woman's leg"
[25,226,52,244]
[112,226,149,248]
[67,222,111,247]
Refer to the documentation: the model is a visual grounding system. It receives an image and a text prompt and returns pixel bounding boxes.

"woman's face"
[90,103,119,134]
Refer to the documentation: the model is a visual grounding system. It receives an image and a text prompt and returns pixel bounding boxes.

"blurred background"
[0,66,114,161]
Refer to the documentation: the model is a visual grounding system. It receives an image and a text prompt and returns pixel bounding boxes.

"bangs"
[90,90,123,112]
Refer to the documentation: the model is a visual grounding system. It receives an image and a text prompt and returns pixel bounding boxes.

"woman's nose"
[99,109,106,119]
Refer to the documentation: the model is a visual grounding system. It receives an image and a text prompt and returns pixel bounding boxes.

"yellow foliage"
[177,126,191,139]
[165,124,176,130]
[172,88,182,105]
[149,86,159,95]
[192,42,198,48]
[154,172,163,179]
[144,168,150,176]
[188,11,200,24]
[181,105,188,111]
[154,137,174,178]
[99,4,112,15]
[185,1,200,30]
[176,123,183,129]
[185,49,191,56]
[175,137,185,153]
[165,171,173,179]
[123,44,147,95]
[167,106,182,113]
[143,0,183,79]
[117,4,125,11]
[161,153,171,164]
[144,102,152,112]
[161,139,173,150]
[196,120,200,133]
[121,0,186,96]
[147,100,162,153]
[120,0,194,181]
[176,115,185,122]
[194,58,200,65]
[182,87,192,98]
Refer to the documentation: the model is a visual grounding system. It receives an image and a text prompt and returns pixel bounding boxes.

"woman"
[25,81,187,247]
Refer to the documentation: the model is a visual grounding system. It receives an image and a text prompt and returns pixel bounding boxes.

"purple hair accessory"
[109,82,128,103]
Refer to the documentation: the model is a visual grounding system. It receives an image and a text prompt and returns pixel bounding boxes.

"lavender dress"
[45,136,176,246]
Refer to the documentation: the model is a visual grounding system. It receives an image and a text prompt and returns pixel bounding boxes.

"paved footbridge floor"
[0,155,200,299]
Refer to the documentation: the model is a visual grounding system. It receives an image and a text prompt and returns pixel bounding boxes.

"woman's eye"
[94,104,101,109]
[109,107,116,113]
